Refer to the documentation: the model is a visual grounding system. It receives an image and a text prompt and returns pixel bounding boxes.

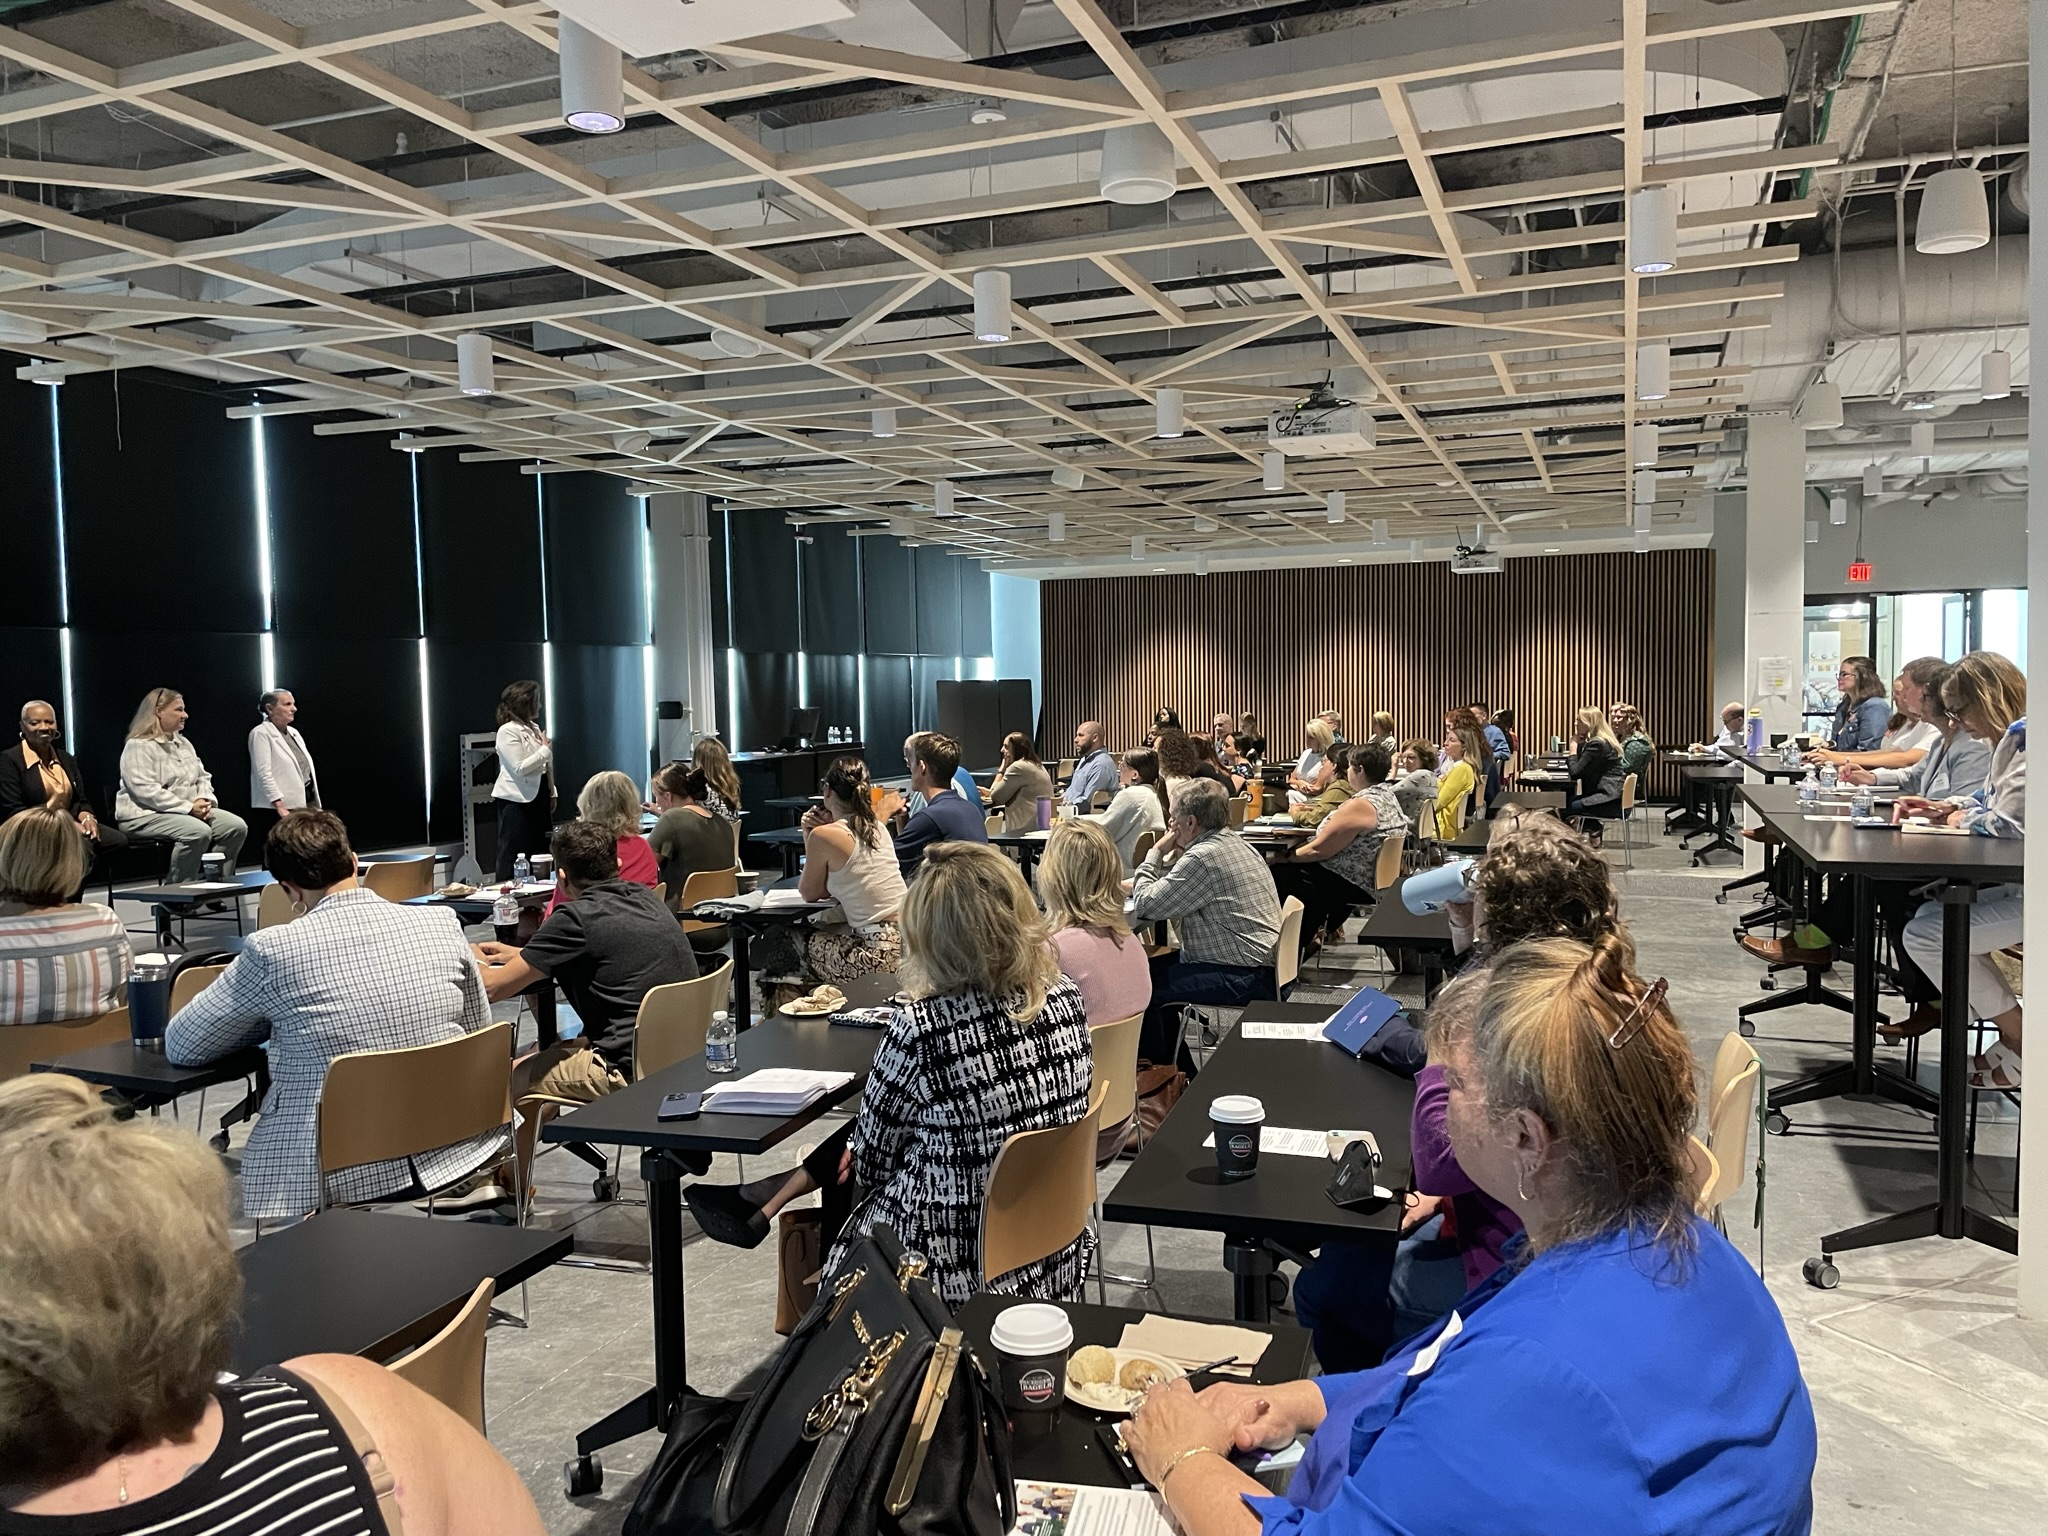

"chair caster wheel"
[564,1454,603,1496]
[1266,1272,1290,1310]
[210,1131,230,1154]
[1758,976,1777,992]
[1765,1108,1790,1137]
[1738,1018,1756,1038]
[1715,891,1728,905]
[593,1173,621,1202]
[1802,1255,1840,1290]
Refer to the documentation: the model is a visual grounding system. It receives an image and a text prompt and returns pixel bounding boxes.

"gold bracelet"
[1157,1445,1222,1492]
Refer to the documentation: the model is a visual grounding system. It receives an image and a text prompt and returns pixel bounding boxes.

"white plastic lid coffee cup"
[1210,1094,1265,1124]
[988,1303,1073,1357]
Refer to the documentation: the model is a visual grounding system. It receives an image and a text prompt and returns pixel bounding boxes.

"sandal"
[1967,1041,2022,1092]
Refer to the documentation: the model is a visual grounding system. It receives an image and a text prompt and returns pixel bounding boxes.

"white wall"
[1804,484,2027,596]
[990,572,1042,730]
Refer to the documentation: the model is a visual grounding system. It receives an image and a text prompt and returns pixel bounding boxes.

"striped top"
[0,1370,388,1536]
[0,904,132,1026]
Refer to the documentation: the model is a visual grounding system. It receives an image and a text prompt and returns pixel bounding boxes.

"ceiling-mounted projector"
[1448,542,1504,575]
[551,0,857,56]
[1267,385,1376,457]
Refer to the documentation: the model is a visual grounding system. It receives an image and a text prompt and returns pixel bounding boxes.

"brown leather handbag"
[1125,1059,1187,1157]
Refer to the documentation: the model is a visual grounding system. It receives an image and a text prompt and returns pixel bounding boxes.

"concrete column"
[649,492,719,763]
[1744,414,1808,740]
[2018,0,2047,1319]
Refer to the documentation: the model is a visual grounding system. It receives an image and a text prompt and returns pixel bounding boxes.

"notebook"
[1321,986,1404,1057]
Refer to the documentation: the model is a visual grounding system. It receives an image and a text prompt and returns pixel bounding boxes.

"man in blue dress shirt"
[1064,720,1119,809]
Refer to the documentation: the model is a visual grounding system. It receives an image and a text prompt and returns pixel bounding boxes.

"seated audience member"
[684,844,1095,1308]
[1812,657,1944,768]
[1288,744,1353,827]
[1189,735,1234,788]
[1,701,127,876]
[475,818,696,1108]
[1065,720,1120,809]
[1565,705,1626,845]
[1130,780,1282,1067]
[0,1073,546,1536]
[1152,707,1183,735]
[1152,727,1197,791]
[984,731,1055,833]
[1271,743,1408,947]
[1897,652,2026,1088]
[1217,733,1254,789]
[544,769,658,917]
[796,757,908,983]
[1392,740,1441,830]
[1846,661,1989,796]
[1610,702,1655,797]
[1100,749,1170,871]
[895,732,988,875]
[692,736,744,824]
[648,761,740,930]
[1820,655,1892,755]
[1433,729,1478,840]
[1210,712,1236,751]
[1445,707,1499,807]
[1290,719,1337,791]
[1041,818,1153,1028]
[1319,710,1347,744]
[1368,712,1399,755]
[114,688,248,882]
[1124,936,1816,1536]
[1237,713,1266,761]
[1471,702,1513,767]
[1295,814,1618,1368]
[167,811,502,1221]
[0,808,132,1026]
[1692,700,1747,755]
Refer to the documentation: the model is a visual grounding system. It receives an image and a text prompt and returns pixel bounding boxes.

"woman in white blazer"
[247,689,321,863]
[491,679,553,879]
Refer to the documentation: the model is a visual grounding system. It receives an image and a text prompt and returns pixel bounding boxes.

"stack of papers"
[761,888,813,907]
[1116,1316,1271,1376]
[699,1068,855,1115]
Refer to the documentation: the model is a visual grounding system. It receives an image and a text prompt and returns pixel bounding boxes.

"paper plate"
[1063,1348,1184,1414]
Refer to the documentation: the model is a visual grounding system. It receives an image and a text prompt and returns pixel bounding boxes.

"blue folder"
[1321,987,1405,1057]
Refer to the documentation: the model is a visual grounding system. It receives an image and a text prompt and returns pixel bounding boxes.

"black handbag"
[626,1226,1015,1536]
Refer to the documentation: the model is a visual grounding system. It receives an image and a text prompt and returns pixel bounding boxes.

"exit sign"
[1847,561,1874,584]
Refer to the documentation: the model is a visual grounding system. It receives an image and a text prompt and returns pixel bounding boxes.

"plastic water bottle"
[1798,768,1819,805]
[1818,763,1839,792]
[1851,786,1874,820]
[706,1010,736,1074]
[513,852,531,886]
[491,890,518,931]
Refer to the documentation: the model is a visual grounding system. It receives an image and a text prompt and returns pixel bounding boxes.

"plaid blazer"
[167,889,504,1219]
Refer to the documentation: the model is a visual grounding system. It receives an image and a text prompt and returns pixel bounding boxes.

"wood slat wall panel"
[1040,551,1714,801]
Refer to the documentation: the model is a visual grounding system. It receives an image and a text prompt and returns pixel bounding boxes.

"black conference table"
[235,1208,572,1373]
[34,1039,268,1115]
[1104,1002,1416,1323]
[685,878,839,1028]
[1732,749,1811,783]
[1355,878,1456,1004]
[1737,783,2023,1281]
[540,1015,881,1493]
[988,827,1052,880]
[746,824,807,878]
[1664,755,1744,863]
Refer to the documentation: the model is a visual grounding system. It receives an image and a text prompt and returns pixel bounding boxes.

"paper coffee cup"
[1210,1094,1265,1180]
[988,1302,1073,1414]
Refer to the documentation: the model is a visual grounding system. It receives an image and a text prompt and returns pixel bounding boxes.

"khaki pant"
[511,1042,627,1193]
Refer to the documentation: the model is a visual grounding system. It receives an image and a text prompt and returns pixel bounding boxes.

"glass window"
[1981,588,2027,674]
[1872,592,1966,687]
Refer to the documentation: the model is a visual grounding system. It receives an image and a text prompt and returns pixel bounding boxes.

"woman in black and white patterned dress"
[686,842,1095,1308]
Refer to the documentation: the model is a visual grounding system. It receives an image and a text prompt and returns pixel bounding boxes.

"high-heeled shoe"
[684,1183,771,1248]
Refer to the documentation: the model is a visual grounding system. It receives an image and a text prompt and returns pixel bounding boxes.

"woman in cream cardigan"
[115,688,248,882]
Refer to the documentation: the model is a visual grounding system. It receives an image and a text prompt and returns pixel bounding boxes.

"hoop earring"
[290,897,309,916]
[1516,1163,1529,1203]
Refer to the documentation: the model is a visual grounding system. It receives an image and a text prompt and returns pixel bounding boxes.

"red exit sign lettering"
[1847,561,1874,584]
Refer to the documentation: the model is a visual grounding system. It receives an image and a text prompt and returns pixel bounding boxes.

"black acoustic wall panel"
[910,656,951,734]
[997,679,1036,746]
[550,643,647,796]
[60,374,264,634]
[807,654,860,742]
[275,634,424,850]
[544,474,645,646]
[862,536,917,654]
[936,680,1003,769]
[268,418,418,638]
[865,655,912,759]
[0,367,62,625]
[726,509,799,653]
[914,547,962,656]
[0,630,64,741]
[734,651,799,754]
[961,561,992,657]
[801,526,863,653]
[419,455,544,643]
[68,631,262,821]
[426,639,545,843]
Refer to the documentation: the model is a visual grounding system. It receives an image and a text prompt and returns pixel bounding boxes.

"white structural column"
[2019,0,2047,1319]
[1744,415,1807,740]
[649,492,719,763]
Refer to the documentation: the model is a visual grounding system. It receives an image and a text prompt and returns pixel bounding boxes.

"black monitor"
[779,707,821,750]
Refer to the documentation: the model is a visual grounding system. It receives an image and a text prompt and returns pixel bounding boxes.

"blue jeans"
[1143,954,1273,1068]
[1293,1215,1470,1372]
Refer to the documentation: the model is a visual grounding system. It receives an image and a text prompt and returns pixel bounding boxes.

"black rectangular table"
[540,1016,881,1488]
[953,1296,1313,1488]
[746,824,807,878]
[687,880,839,1028]
[1354,878,1455,1004]
[1732,750,1811,783]
[989,827,1052,880]
[1668,758,1744,863]
[34,1040,267,1113]
[1104,1003,1416,1322]
[234,1207,572,1373]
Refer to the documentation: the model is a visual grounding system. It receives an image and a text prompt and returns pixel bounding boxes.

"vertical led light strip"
[722,504,738,742]
[854,539,867,742]
[793,531,809,708]
[48,389,75,733]
[410,455,433,828]
[252,414,276,691]
[536,474,555,721]
[641,505,657,777]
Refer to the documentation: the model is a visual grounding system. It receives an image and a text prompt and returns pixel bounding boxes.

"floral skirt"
[805,920,902,984]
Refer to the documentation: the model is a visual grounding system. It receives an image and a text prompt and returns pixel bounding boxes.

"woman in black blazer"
[0,702,127,881]
[1564,705,1627,846]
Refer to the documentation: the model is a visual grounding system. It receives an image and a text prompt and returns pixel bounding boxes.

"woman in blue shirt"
[1123,934,1816,1536]
[1828,655,1892,753]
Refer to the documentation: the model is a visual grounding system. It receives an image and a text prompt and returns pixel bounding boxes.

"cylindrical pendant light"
[1633,502,1651,531]
[1324,491,1346,524]
[933,479,953,515]
[1262,450,1286,491]
[1048,510,1066,543]
[1155,387,1184,438]
[1863,462,1883,496]
[972,269,1012,342]
[1797,379,1844,430]
[1099,124,1177,204]
[1982,350,2012,399]
[1632,422,1660,467]
[1195,553,1210,577]
[1804,519,1820,545]
[1634,341,1670,401]
[871,407,897,438]
[456,332,494,396]
[1131,535,1146,559]
[1371,518,1388,545]
[559,18,625,134]
[1632,469,1657,505]
[1916,166,1990,254]
[1627,185,1678,274]
[1407,539,1422,562]
[1829,491,1848,525]
[1634,528,1651,553]
[1911,419,1936,458]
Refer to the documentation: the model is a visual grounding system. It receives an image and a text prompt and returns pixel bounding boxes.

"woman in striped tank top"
[0,1076,542,1536]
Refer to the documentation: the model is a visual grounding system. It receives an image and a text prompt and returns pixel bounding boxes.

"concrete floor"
[130,822,2042,1535]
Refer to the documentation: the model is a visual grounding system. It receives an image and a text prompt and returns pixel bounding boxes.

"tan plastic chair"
[634,959,734,1081]
[653,881,667,908]
[1700,1031,1762,1231]
[257,883,298,929]
[677,866,739,936]
[1087,1013,1156,1300]
[985,813,1005,836]
[316,1021,514,1213]
[1372,832,1406,892]
[170,963,229,1015]
[391,1277,495,1435]
[1687,1135,1721,1216]
[1057,758,1076,782]
[1091,790,1112,812]
[1131,830,1159,867]
[0,1007,133,1082]
[363,856,435,902]
[1615,773,1641,869]
[980,1080,1107,1287]
[1273,896,1306,995]
[1227,794,1249,829]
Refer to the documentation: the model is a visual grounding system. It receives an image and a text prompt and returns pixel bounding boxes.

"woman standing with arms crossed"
[490,680,551,880]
